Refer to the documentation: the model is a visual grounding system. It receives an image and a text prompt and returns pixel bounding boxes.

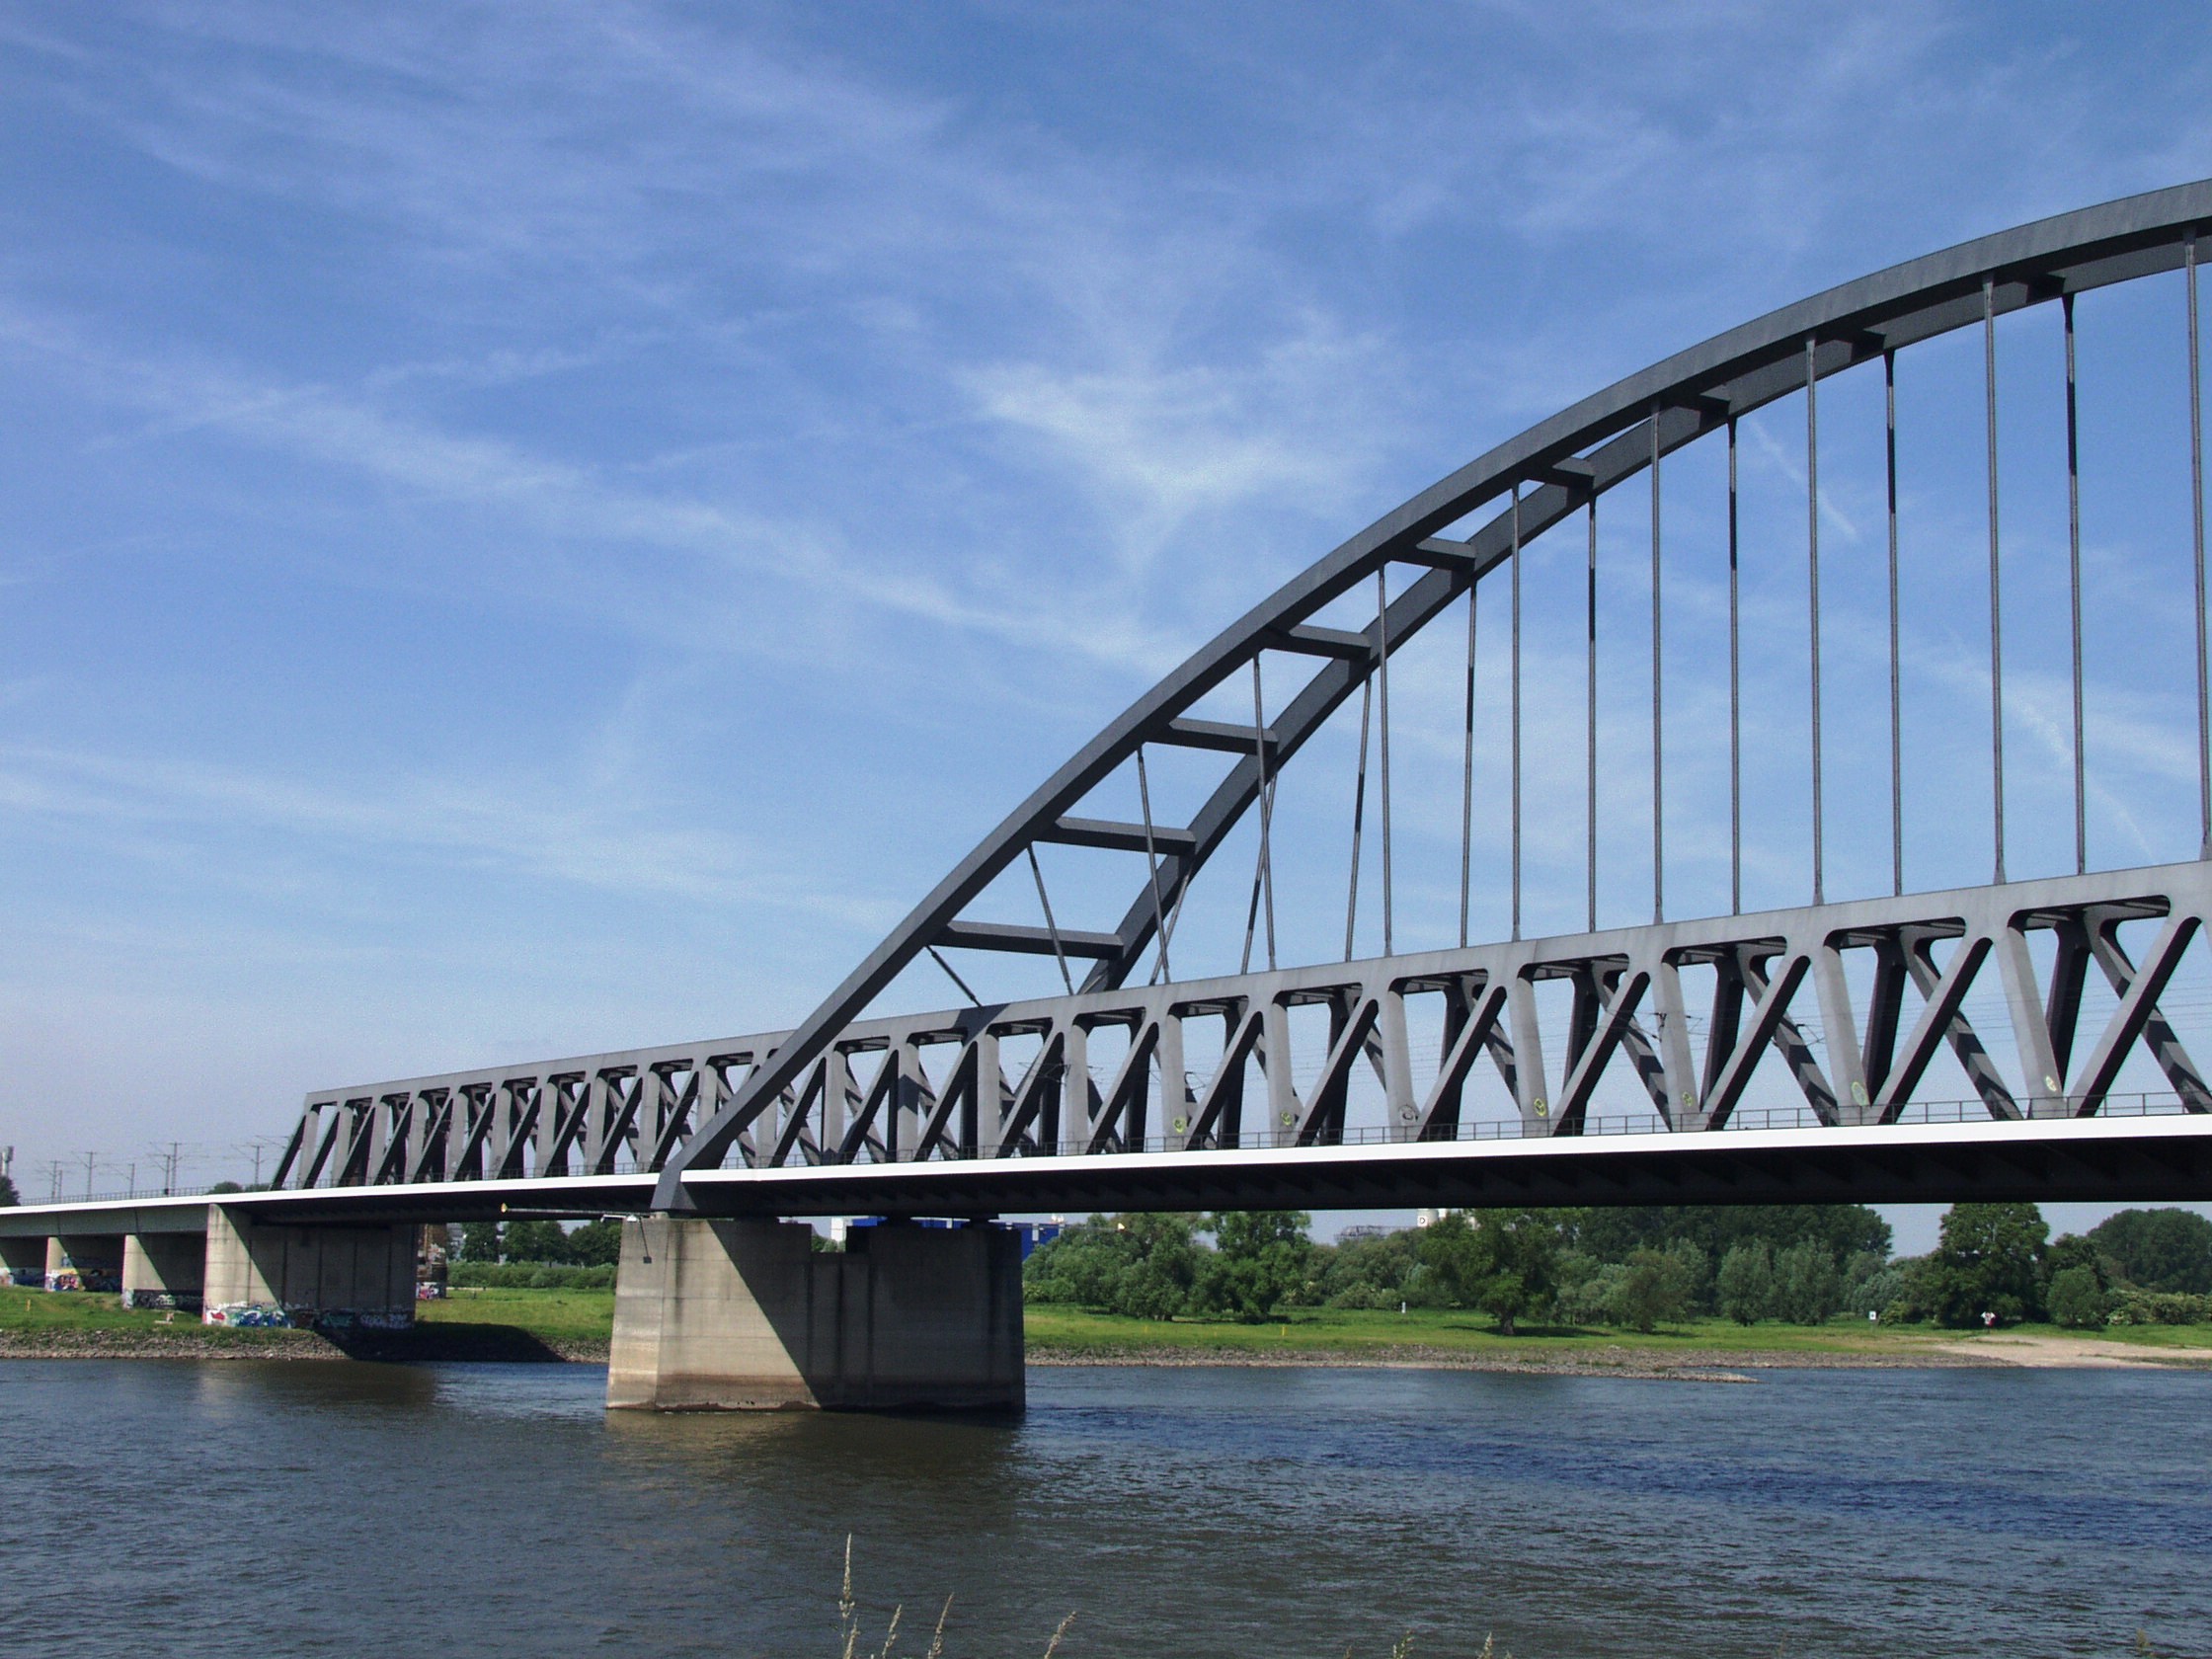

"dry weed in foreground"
[837,1536,1076,1659]
[836,1536,1508,1657]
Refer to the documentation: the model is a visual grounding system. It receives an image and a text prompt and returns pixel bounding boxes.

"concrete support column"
[201,1206,416,1330]
[122,1232,206,1311]
[46,1234,123,1293]
[1,1235,48,1288]
[608,1218,1023,1412]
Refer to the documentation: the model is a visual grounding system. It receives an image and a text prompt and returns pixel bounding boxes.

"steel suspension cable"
[1460,583,1476,949]
[1240,657,1278,975]
[1345,676,1372,962]
[1135,745,1171,984]
[2065,291,2086,876]
[1985,276,2007,885]
[1587,494,1598,934]
[1377,568,1394,956]
[1650,405,1664,924]
[1886,351,1902,898]
[1511,485,1523,941]
[1728,412,1742,914]
[1027,845,1073,994]
[2190,230,2209,857]
[1807,338,1825,908]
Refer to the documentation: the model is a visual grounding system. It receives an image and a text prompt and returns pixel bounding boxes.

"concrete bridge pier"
[122,1232,205,1311]
[1,1234,48,1287]
[607,1217,1023,1412]
[201,1206,416,1330]
[1,1238,46,1292]
[47,1234,123,1293]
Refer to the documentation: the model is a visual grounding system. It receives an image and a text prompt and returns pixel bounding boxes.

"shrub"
[2107,1288,2212,1326]
[2046,1265,2111,1329]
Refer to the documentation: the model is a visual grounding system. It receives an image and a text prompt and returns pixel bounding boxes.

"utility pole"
[80,1151,97,1201]
[45,1160,62,1201]
[157,1141,182,1195]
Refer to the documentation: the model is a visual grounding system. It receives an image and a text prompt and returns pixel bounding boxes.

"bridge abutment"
[607,1217,1023,1412]
[201,1206,416,1329]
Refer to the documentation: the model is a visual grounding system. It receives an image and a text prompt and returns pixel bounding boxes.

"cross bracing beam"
[275,860,2212,1200]
[641,178,2212,1211]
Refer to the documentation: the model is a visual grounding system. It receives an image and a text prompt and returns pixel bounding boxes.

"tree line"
[444,1219,624,1287]
[1022,1202,2212,1333]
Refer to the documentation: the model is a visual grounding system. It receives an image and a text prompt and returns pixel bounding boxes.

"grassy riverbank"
[0,1284,608,1360]
[1022,1305,2212,1367]
[13,1282,2212,1367]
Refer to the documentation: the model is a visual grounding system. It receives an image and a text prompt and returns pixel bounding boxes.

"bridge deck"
[8,1114,2210,1235]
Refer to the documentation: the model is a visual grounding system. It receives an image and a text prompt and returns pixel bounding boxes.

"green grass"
[2058,1320,2212,1350]
[1021,1304,1968,1358]
[0,1285,312,1348]
[14,1280,2211,1362]
[418,1285,614,1341]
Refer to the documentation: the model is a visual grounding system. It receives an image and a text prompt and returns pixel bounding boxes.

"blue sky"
[5,3,2212,1247]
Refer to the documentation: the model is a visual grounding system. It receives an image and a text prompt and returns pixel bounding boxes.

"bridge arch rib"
[226,182,2094,1200]
[652,178,2212,1207]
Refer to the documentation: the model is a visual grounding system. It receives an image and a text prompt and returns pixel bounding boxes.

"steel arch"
[655,179,2212,1208]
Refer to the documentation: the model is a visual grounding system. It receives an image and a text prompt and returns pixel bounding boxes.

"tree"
[566,1218,624,1267]
[457,1222,503,1263]
[1420,1209,1561,1335]
[1841,1250,1889,1315]
[2047,1265,2111,1329]
[1773,1239,1843,1325]
[1199,1211,1311,1322]
[1577,1204,1890,1275]
[0,1171,17,1207]
[502,1219,571,1263]
[1716,1240,1775,1325]
[1615,1243,1700,1333]
[1315,1229,1423,1309]
[1022,1214,1202,1319]
[1924,1203,2048,1327]
[2088,1209,2212,1294]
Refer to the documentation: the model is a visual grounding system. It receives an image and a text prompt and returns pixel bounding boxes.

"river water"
[1,1360,2205,1657]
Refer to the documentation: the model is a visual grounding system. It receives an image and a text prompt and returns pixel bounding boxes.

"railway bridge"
[11,182,2212,1407]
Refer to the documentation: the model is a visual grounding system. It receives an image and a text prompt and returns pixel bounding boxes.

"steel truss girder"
[642,179,2212,1210]
[278,861,2212,1191]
